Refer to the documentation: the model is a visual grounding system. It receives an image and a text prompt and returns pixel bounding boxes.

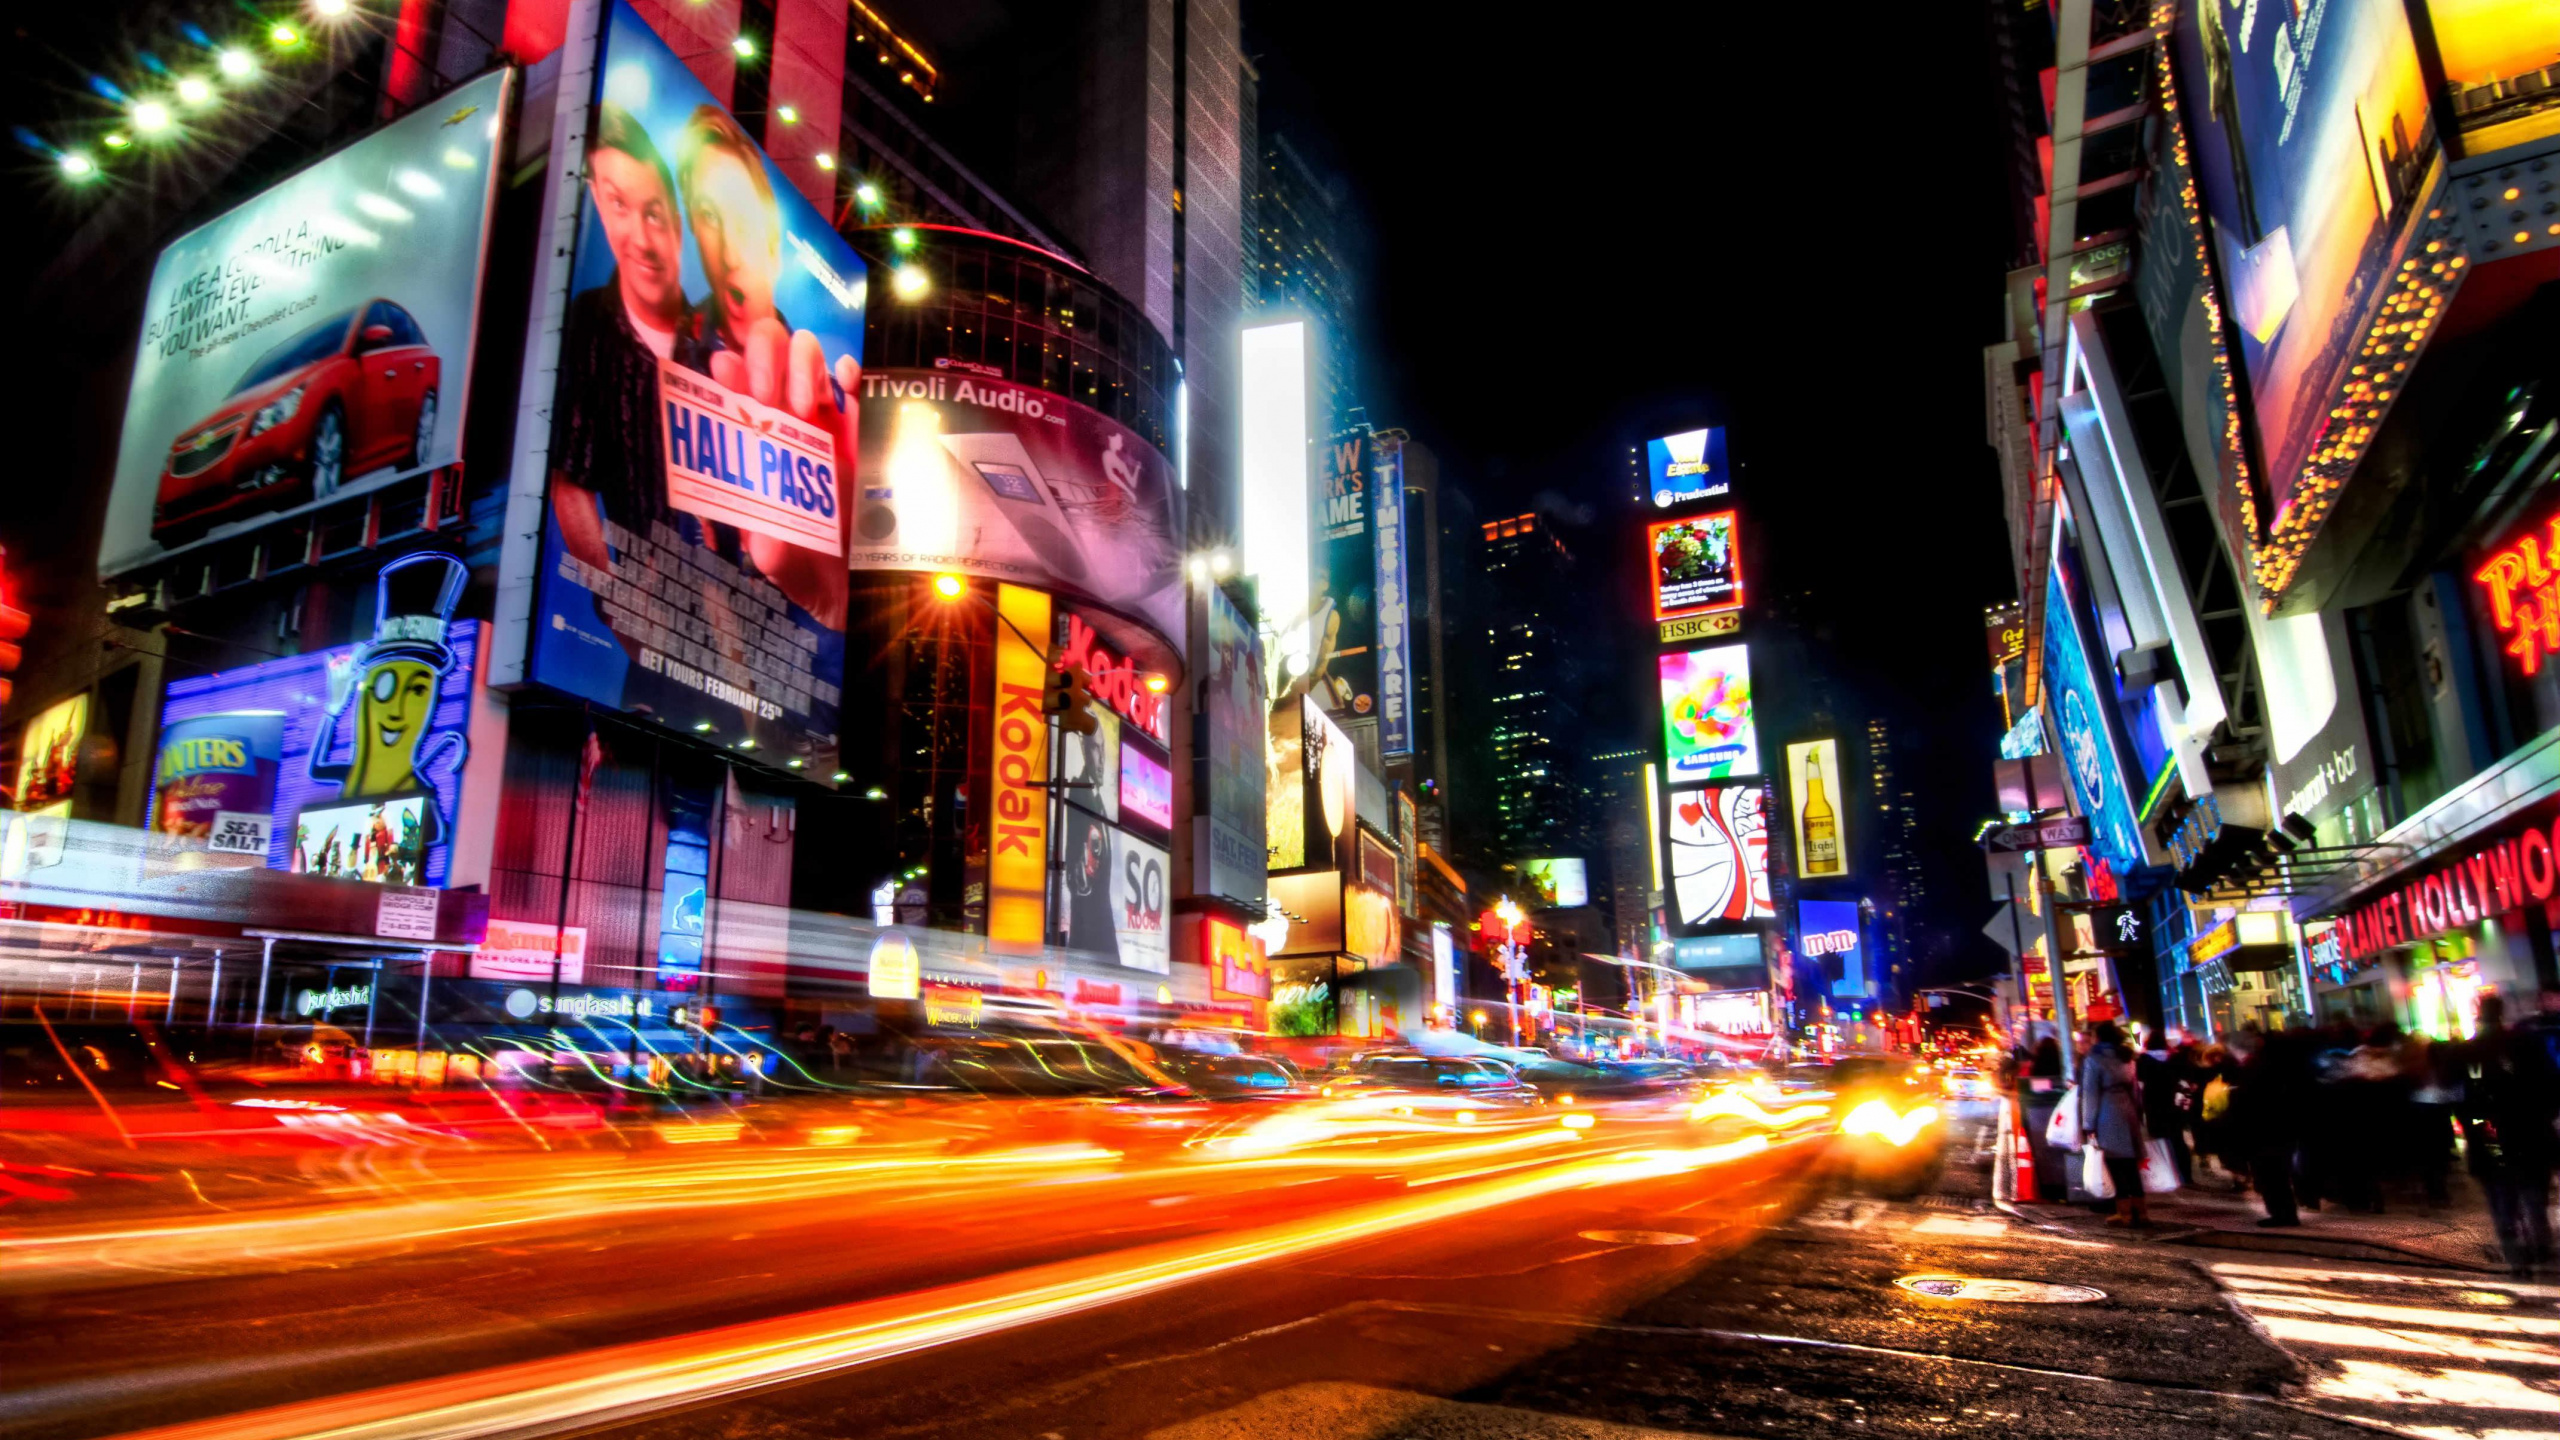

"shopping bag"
[2045,1089,2083,1148]
[2201,1077,2233,1122]
[2082,1142,2115,1199]
[2141,1138,2181,1193]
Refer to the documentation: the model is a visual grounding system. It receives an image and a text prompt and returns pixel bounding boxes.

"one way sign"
[1985,815,2091,852]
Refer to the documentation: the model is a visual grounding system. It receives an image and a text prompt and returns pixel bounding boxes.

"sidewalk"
[2015,1163,2512,1273]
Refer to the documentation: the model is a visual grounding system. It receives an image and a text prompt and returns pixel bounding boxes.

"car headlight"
[249,387,305,437]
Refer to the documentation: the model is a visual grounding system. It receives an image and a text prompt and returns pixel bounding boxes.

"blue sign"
[1644,428,1731,508]
[2043,557,2147,874]
[1798,899,1867,1001]
[1373,442,1413,756]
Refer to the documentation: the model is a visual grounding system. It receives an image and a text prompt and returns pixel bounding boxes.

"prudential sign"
[2042,560,2145,875]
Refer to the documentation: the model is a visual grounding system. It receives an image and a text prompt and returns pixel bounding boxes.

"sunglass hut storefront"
[2319,804,2560,1039]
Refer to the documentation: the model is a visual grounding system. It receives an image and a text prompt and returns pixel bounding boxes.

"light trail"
[93,1132,1796,1440]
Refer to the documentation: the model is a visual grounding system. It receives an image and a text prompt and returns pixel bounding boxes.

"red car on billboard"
[153,300,441,542]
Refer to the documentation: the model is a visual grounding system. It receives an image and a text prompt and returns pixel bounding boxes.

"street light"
[891,264,929,300]
[930,573,966,600]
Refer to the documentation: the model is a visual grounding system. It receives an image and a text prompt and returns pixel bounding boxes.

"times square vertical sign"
[1373,439,1413,756]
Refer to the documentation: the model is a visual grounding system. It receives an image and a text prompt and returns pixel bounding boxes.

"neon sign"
[2476,513,2560,674]
[1061,611,1169,743]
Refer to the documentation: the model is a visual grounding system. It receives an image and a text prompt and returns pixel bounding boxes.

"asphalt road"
[26,1094,2518,1440]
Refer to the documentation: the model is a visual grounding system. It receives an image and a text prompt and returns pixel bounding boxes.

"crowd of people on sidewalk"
[2005,995,2560,1277]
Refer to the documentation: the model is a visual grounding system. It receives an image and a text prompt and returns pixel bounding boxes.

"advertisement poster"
[532,1,865,764]
[472,919,589,985]
[1784,739,1847,879]
[1644,428,1731,508]
[16,696,87,816]
[1266,696,1306,871]
[1651,513,1743,619]
[1269,870,1344,956]
[2043,559,2149,874]
[1201,584,1268,902]
[1061,707,1120,823]
[1309,431,1378,719]
[1119,742,1173,831]
[154,710,286,866]
[1799,898,1868,999]
[2424,0,2560,151]
[1660,644,1759,779]
[1666,782,1775,929]
[1372,440,1414,755]
[1056,809,1168,973]
[2175,0,2431,525]
[988,584,1052,952]
[853,368,1183,646]
[1522,857,1588,908]
[1346,883,1400,966]
[101,69,509,577]
[153,555,476,885]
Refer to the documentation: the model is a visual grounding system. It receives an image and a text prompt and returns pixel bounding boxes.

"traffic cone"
[2010,1095,2039,1202]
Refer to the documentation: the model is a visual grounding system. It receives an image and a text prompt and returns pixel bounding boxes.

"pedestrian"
[2405,1028,2459,1207]
[2233,1026,2307,1228]
[2467,993,2560,1277]
[2079,1021,2150,1226]
[2137,1029,2192,1188]
[2030,1035,2064,1082]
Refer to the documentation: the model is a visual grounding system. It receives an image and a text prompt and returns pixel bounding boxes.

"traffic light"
[0,550,28,717]
[1044,659,1099,735]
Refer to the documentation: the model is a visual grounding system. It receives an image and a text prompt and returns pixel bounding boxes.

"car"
[153,299,442,543]
[1512,1057,1696,1102]
[1160,1052,1314,1101]
[1820,1056,1947,1198]
[1939,1065,1998,1101]
[1336,1054,1540,1104]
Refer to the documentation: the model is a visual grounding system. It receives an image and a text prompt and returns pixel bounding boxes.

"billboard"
[2176,0,2432,528]
[153,554,476,884]
[1119,742,1173,831]
[1269,869,1344,957]
[1373,440,1414,754]
[988,584,1052,952]
[1660,644,1759,780]
[1346,883,1401,966]
[1309,431,1378,719]
[532,2,865,762]
[1643,427,1731,508]
[1055,809,1170,973]
[1521,857,1588,909]
[16,696,87,817]
[1799,898,1869,1000]
[1666,783,1774,930]
[2043,557,2148,874]
[856,366,1185,644]
[1650,513,1743,619]
[101,68,510,577]
[1266,697,1306,871]
[2423,0,2560,151]
[1241,321,1313,691]
[1200,584,1267,902]
[1784,739,1847,879]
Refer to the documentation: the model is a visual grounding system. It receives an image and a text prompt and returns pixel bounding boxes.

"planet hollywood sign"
[2333,807,2560,963]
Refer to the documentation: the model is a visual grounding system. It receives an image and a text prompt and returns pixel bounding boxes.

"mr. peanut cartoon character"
[308,552,469,842]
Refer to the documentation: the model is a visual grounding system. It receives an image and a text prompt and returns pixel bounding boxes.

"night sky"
[1246,3,2029,984]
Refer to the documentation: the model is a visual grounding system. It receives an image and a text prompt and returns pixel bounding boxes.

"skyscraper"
[1864,716,1922,997]
[1248,133,1360,437]
[1476,511,1586,862]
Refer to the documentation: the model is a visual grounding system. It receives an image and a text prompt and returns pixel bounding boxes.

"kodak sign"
[989,584,1053,954]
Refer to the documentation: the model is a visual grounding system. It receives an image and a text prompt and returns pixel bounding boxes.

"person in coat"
[2080,1021,2151,1226]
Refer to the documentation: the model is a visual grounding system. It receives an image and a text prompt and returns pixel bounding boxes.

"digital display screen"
[1651,513,1742,619]
[1643,427,1730,508]
[1666,783,1775,930]
[1660,644,1759,780]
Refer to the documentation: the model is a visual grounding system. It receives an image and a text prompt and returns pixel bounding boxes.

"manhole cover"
[1895,1273,2104,1304]
[1580,1230,1698,1246]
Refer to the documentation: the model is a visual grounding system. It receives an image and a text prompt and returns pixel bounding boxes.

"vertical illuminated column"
[1240,321,1311,689]
[988,583,1054,954]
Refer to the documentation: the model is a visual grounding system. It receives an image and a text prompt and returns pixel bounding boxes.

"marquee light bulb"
[891,264,929,299]
[218,49,254,79]
[269,23,300,45]
[312,0,352,17]
[890,225,916,249]
[775,104,798,124]
[132,100,173,132]
[813,152,835,170]
[176,75,213,104]
[59,152,96,178]
[731,34,756,57]
[854,181,882,208]
[102,131,131,149]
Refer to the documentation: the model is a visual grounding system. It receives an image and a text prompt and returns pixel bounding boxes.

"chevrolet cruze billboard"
[100,69,510,576]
